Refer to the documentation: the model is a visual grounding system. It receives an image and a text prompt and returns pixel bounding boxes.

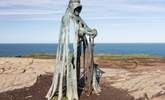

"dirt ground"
[0,57,165,100]
[0,74,134,100]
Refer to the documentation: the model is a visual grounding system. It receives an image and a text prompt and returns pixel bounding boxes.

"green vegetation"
[15,53,163,59]
[16,53,56,59]
[95,54,162,59]
[51,96,68,100]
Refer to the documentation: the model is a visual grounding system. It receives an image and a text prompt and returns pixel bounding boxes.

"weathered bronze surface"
[46,0,101,100]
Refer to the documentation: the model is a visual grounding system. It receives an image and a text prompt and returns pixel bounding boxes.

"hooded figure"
[46,0,100,100]
[69,0,82,14]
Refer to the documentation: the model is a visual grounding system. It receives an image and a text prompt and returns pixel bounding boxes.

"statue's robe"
[46,3,101,100]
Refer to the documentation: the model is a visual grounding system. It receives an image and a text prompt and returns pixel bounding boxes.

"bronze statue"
[46,0,101,100]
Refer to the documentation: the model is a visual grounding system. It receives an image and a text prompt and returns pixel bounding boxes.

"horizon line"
[0,42,165,44]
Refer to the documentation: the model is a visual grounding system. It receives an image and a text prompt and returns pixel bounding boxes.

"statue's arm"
[79,27,97,38]
[79,17,92,31]
[78,17,97,38]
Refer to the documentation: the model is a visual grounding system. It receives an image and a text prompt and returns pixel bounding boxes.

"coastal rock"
[0,58,54,93]
[0,73,37,93]
[104,69,165,100]
[0,57,165,100]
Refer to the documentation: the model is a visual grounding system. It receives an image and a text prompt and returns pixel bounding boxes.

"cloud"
[0,10,63,16]
[0,0,67,20]
[0,0,165,21]
[111,3,165,13]
[81,0,165,21]
[0,0,62,6]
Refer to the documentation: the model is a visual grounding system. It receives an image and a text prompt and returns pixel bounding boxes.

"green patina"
[46,0,101,100]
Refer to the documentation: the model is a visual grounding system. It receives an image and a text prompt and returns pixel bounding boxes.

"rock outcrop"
[103,68,165,100]
[0,57,165,100]
[0,58,54,93]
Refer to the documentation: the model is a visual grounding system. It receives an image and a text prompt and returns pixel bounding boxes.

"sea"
[0,43,165,56]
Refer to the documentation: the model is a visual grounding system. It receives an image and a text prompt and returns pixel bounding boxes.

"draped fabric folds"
[46,1,101,100]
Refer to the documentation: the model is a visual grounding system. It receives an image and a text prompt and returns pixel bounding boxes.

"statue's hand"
[78,27,97,38]
[91,28,97,38]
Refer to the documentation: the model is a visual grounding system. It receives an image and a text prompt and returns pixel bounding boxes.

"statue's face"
[74,6,82,16]
[74,10,80,16]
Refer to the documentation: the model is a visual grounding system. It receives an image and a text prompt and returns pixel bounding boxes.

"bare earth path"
[0,57,165,100]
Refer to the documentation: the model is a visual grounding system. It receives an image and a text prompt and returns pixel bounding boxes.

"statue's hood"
[69,0,82,14]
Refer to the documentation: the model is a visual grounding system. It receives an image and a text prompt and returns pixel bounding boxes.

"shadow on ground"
[0,75,134,100]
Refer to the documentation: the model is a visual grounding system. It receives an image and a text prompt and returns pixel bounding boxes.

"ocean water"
[0,43,165,56]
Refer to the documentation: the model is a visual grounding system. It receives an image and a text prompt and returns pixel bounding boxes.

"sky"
[0,0,165,43]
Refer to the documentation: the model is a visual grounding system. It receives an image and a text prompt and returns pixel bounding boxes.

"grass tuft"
[16,53,56,59]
